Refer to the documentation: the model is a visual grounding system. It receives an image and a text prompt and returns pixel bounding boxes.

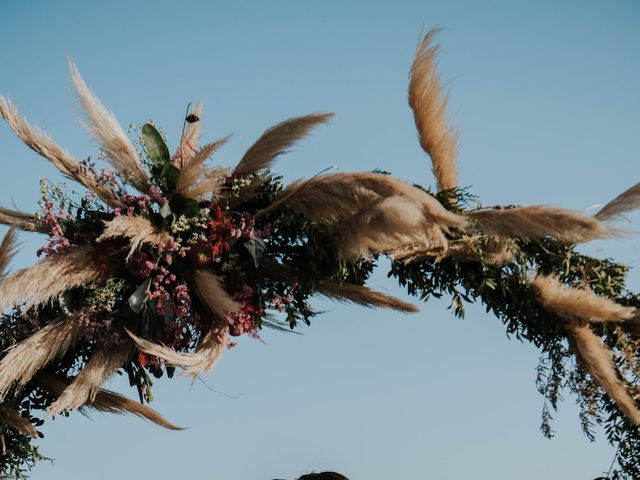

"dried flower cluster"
[0,30,639,479]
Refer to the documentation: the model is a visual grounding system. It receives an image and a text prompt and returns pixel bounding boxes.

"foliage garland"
[0,30,639,479]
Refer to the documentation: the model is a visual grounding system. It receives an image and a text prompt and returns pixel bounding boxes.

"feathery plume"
[408,29,459,191]
[68,58,149,191]
[0,207,47,233]
[596,182,640,222]
[532,274,635,323]
[0,228,17,278]
[0,405,38,438]
[128,328,227,378]
[97,215,170,259]
[568,323,640,425]
[470,206,613,244]
[316,278,418,313]
[176,137,229,199]
[0,247,102,313]
[0,97,121,206]
[232,113,333,178]
[48,341,132,416]
[175,102,204,168]
[0,316,83,399]
[192,269,240,319]
[34,373,181,430]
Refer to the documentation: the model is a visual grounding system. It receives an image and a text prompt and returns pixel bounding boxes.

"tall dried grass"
[0,97,121,206]
[408,29,459,191]
[176,137,229,199]
[97,215,170,259]
[0,247,101,312]
[192,269,240,319]
[68,59,149,191]
[232,113,333,178]
[596,182,640,222]
[532,274,635,323]
[316,278,418,313]
[470,206,613,244]
[0,228,17,278]
[0,207,46,233]
[0,405,38,438]
[175,102,204,168]
[48,341,132,416]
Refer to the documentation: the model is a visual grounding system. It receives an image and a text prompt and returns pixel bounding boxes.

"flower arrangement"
[1,30,640,478]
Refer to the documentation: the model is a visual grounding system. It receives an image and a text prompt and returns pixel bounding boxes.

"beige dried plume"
[596,182,640,222]
[34,372,181,430]
[0,247,102,313]
[0,405,38,438]
[409,29,459,191]
[0,228,17,278]
[175,102,204,168]
[232,113,333,178]
[97,215,171,259]
[68,58,149,191]
[316,278,418,313]
[0,96,121,206]
[0,316,83,399]
[568,323,640,425]
[127,328,228,378]
[176,137,230,199]
[532,274,635,323]
[48,341,132,417]
[192,269,240,320]
[0,207,47,233]
[469,206,613,244]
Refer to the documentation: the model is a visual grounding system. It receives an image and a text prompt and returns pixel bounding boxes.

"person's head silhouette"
[297,473,349,480]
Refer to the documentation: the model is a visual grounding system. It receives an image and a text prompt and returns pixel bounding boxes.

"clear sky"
[0,1,639,479]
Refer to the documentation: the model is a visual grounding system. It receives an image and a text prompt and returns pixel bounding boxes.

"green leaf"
[244,237,266,267]
[141,124,170,167]
[159,202,172,219]
[182,198,200,217]
[161,163,181,191]
[129,278,151,314]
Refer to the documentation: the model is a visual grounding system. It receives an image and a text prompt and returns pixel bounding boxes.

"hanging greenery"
[0,29,639,479]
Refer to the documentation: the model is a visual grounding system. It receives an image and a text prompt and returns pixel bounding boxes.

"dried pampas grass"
[0,247,102,313]
[233,113,333,178]
[469,206,613,244]
[316,278,418,313]
[0,97,121,206]
[68,59,149,191]
[176,137,229,199]
[97,215,170,259]
[128,328,227,378]
[0,316,83,399]
[0,405,38,438]
[568,323,640,425]
[175,102,204,168]
[596,182,640,222]
[0,228,17,278]
[408,29,459,191]
[192,269,240,319]
[0,207,46,233]
[48,341,132,416]
[532,274,635,323]
[34,372,181,430]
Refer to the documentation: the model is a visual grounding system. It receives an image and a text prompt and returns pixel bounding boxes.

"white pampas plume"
[68,58,149,191]
[97,215,171,260]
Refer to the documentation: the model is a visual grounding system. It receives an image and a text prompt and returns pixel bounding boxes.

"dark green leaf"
[141,123,170,167]
[244,237,266,267]
[128,278,151,314]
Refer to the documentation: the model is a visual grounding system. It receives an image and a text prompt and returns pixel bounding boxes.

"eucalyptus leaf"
[244,237,266,267]
[128,278,151,314]
[141,123,170,167]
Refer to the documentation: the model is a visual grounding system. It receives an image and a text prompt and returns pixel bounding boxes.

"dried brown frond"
[0,247,102,313]
[316,278,418,313]
[568,322,640,425]
[175,102,204,168]
[34,372,181,430]
[408,29,459,191]
[128,328,227,379]
[68,59,149,191]
[97,215,170,259]
[596,182,640,222]
[0,207,47,233]
[0,96,121,206]
[192,269,240,319]
[0,228,17,278]
[186,166,230,201]
[532,274,635,323]
[469,206,613,244]
[0,316,83,399]
[176,137,229,199]
[48,341,132,417]
[398,236,518,265]
[0,405,38,438]
[232,113,333,178]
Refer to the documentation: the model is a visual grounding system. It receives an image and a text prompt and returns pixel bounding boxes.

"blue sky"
[0,1,639,479]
